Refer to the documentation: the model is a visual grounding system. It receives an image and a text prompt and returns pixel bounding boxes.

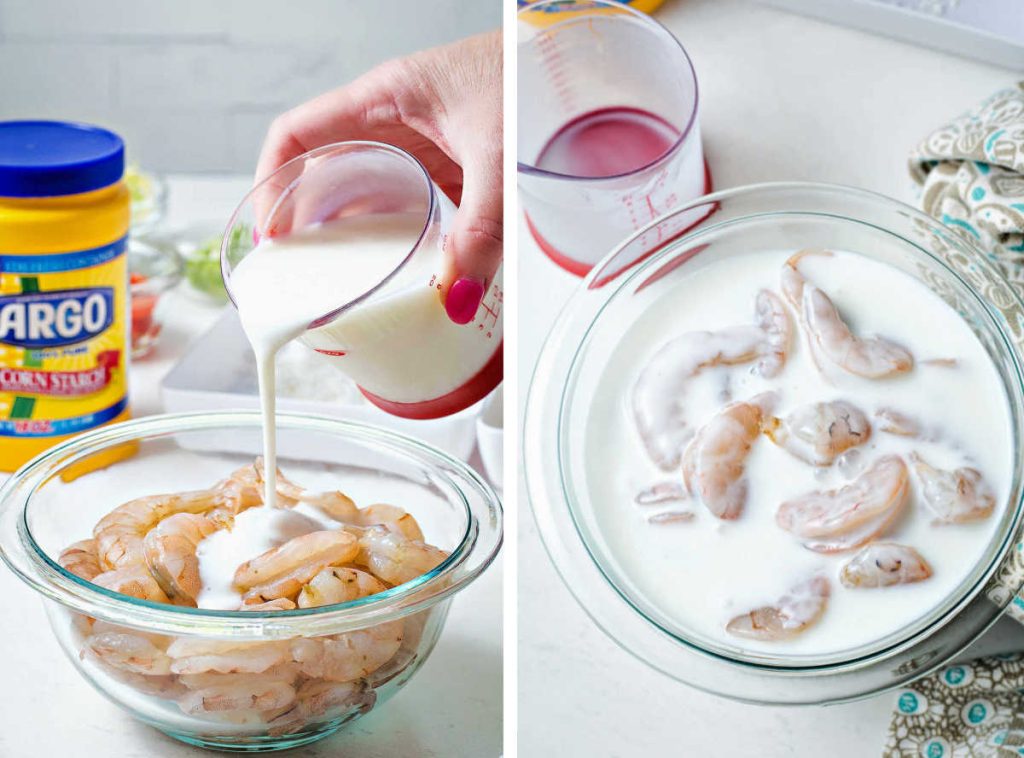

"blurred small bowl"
[126,165,169,235]
[155,220,241,304]
[129,238,183,359]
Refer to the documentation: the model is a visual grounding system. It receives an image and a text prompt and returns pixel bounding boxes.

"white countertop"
[0,176,502,757]
[517,1,1023,756]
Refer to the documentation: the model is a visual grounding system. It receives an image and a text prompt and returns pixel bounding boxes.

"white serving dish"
[758,0,1024,69]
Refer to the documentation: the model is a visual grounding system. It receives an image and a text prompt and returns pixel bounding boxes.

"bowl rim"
[0,410,503,638]
[524,179,1024,703]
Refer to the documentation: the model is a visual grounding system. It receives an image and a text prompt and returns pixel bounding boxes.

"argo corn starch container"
[0,121,131,472]
[517,0,668,18]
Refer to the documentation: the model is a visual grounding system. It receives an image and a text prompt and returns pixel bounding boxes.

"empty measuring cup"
[221,141,503,420]
[517,0,711,277]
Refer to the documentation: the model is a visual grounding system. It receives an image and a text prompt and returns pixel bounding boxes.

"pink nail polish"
[446,277,485,325]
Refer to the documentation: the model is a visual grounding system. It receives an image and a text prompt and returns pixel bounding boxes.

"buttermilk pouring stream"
[221,141,504,508]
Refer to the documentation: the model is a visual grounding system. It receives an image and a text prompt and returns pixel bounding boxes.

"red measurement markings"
[475,286,502,338]
[537,31,577,116]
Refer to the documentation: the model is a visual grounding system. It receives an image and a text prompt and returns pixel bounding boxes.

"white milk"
[230,212,423,506]
[195,502,339,609]
[585,249,1014,658]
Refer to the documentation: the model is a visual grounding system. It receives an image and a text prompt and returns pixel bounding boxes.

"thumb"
[443,140,503,325]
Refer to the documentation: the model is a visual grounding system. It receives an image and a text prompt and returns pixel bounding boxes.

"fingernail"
[446,277,485,325]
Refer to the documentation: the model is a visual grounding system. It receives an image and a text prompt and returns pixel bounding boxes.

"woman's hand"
[256,31,503,324]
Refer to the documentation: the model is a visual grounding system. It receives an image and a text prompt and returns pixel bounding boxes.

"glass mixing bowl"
[0,411,502,751]
[524,182,1024,705]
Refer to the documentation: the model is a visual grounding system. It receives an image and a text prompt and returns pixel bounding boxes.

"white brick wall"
[0,0,499,172]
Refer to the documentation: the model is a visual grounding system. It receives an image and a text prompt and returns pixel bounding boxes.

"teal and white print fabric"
[911,82,1024,628]
[885,656,1024,757]
[910,82,1024,291]
[886,84,1024,757]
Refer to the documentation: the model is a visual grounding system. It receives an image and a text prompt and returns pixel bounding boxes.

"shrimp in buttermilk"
[775,454,909,553]
[782,250,913,379]
[632,290,792,470]
[765,399,871,466]
[726,577,830,640]
[681,393,776,520]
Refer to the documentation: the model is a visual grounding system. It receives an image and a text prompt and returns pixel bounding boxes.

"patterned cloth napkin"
[884,656,1024,757]
[909,82,1024,289]
[885,83,1024,757]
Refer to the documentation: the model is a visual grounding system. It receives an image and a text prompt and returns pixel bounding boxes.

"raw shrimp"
[776,454,909,553]
[632,290,792,470]
[765,400,871,466]
[240,599,297,612]
[177,663,299,692]
[58,539,102,581]
[167,638,291,675]
[352,525,449,586]
[93,481,256,571]
[754,288,793,378]
[300,490,360,521]
[144,512,220,605]
[875,408,921,437]
[176,666,300,719]
[254,458,362,519]
[372,611,429,689]
[291,678,369,717]
[83,629,173,676]
[782,250,914,379]
[297,567,387,609]
[254,459,425,541]
[803,284,915,378]
[92,564,172,603]
[212,463,264,513]
[780,249,826,306]
[635,481,687,505]
[840,543,932,588]
[100,667,187,698]
[647,511,695,525]
[177,678,296,716]
[252,457,299,502]
[368,648,417,688]
[233,530,359,603]
[310,498,425,542]
[93,462,263,572]
[268,679,373,736]
[357,504,424,542]
[290,621,403,682]
[82,627,186,697]
[681,394,775,520]
[910,452,995,524]
[70,612,94,642]
[726,576,830,640]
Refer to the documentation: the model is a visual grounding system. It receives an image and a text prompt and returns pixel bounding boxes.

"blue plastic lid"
[0,120,125,198]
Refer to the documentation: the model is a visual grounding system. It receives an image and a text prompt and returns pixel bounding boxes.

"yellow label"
[518,0,668,25]
[0,238,129,444]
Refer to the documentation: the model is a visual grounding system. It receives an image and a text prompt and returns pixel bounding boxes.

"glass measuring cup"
[517,0,711,277]
[221,141,503,420]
